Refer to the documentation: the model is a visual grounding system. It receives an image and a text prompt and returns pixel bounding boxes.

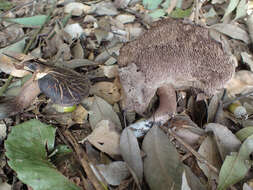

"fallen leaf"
[93,1,118,16]
[87,120,121,156]
[101,65,119,78]
[71,105,88,124]
[182,165,207,190]
[0,54,30,77]
[198,136,222,180]
[142,126,184,190]
[120,128,143,186]
[218,135,253,190]
[205,123,241,160]
[236,127,253,141]
[64,2,93,16]
[88,96,122,130]
[225,70,253,96]
[90,81,121,104]
[211,23,250,44]
[92,161,130,186]
[115,14,135,24]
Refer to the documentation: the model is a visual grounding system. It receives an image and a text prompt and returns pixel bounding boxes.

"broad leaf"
[120,128,143,186]
[143,0,163,10]
[4,15,47,27]
[218,135,253,190]
[88,96,121,130]
[142,126,183,190]
[5,119,81,190]
[222,0,239,20]
[236,127,253,142]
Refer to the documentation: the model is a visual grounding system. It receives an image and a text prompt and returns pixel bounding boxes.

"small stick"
[62,129,105,190]
[0,76,13,96]
[168,129,219,175]
[223,90,253,107]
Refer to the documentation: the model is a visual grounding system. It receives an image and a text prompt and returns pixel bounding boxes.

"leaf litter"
[1,0,253,189]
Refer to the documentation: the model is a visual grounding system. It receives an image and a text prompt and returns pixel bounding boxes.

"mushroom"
[118,18,235,123]
[0,62,90,119]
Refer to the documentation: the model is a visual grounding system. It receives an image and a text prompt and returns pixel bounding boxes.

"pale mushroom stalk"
[129,84,177,137]
[0,78,41,119]
[118,18,235,137]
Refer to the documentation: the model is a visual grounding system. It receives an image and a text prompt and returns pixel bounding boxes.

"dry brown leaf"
[87,120,121,156]
[101,65,119,78]
[198,136,222,180]
[205,123,241,160]
[64,2,93,16]
[211,23,250,44]
[90,81,121,104]
[92,161,130,186]
[0,54,29,77]
[87,96,122,130]
[170,115,204,146]
[72,105,88,124]
[225,70,253,96]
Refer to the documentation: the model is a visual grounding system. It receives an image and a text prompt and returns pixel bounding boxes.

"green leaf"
[217,135,253,190]
[5,119,81,190]
[0,38,27,54]
[4,15,47,27]
[234,0,247,20]
[222,0,239,20]
[170,7,192,18]
[236,127,253,141]
[161,0,171,9]
[143,0,163,10]
[0,0,13,11]
[148,9,166,19]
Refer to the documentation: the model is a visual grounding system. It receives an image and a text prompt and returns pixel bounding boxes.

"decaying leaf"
[198,136,222,180]
[169,115,204,146]
[182,165,207,190]
[101,65,119,78]
[90,81,121,104]
[211,23,250,44]
[92,161,130,186]
[142,126,184,190]
[64,2,93,16]
[87,96,122,130]
[87,120,121,156]
[71,105,88,124]
[120,128,143,186]
[0,53,30,77]
[225,70,253,96]
[205,123,241,160]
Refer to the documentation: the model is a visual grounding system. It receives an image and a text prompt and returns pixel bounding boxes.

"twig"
[0,0,35,17]
[0,4,55,95]
[0,76,13,96]
[168,129,219,175]
[223,90,253,107]
[24,4,55,54]
[62,129,105,190]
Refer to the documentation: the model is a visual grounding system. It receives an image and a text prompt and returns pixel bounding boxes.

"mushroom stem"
[151,84,177,125]
[0,78,41,119]
[128,84,177,138]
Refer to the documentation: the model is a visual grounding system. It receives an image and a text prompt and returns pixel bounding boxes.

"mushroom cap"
[25,62,90,106]
[118,18,235,114]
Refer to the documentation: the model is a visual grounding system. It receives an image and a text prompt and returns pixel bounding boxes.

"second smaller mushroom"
[0,61,90,119]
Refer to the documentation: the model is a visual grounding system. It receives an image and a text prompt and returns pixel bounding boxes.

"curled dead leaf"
[87,120,121,156]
